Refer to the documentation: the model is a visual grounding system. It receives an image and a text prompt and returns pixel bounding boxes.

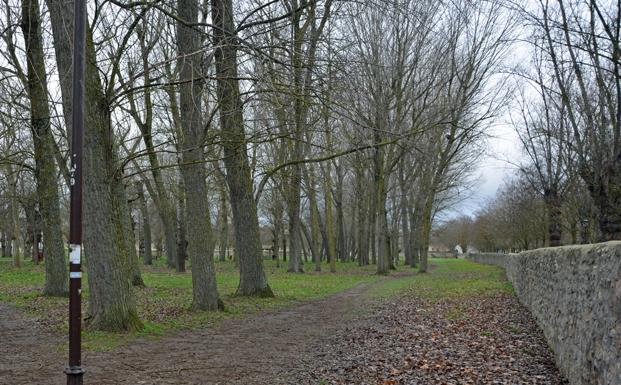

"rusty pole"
[65,0,85,383]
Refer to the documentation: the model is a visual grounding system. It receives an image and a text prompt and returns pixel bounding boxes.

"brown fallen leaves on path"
[287,292,568,385]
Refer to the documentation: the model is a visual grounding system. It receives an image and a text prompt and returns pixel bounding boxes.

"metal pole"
[65,0,86,382]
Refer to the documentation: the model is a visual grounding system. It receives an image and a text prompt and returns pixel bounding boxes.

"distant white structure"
[454,245,464,255]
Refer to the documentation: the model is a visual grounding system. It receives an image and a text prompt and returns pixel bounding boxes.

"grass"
[412,258,511,298]
[0,256,511,351]
[364,258,513,324]
[367,258,512,300]
[0,256,381,350]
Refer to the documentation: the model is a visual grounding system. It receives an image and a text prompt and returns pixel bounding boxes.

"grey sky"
[450,122,523,218]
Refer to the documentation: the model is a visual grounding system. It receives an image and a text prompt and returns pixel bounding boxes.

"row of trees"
[440,174,595,253]
[508,0,620,247]
[0,0,538,331]
[429,0,620,254]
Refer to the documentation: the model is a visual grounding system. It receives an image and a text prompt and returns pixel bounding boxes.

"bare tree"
[20,0,67,295]
[211,0,273,296]
[177,0,221,310]
[536,0,621,241]
[45,0,143,330]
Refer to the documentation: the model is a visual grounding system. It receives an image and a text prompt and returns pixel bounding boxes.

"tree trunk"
[300,227,309,264]
[176,177,187,272]
[141,140,177,269]
[369,183,377,266]
[286,170,304,273]
[20,0,67,295]
[409,191,422,268]
[179,163,219,309]
[211,0,273,295]
[162,207,177,269]
[177,0,220,310]
[544,189,563,247]
[355,165,369,265]
[592,171,621,241]
[348,206,357,262]
[215,167,229,262]
[304,165,322,272]
[389,189,399,269]
[2,233,10,258]
[335,162,347,262]
[217,196,228,263]
[162,208,177,269]
[46,0,142,330]
[6,169,21,268]
[373,130,390,275]
[136,182,152,265]
[322,166,337,273]
[399,162,413,266]
[271,199,283,267]
[115,179,144,287]
[418,193,434,273]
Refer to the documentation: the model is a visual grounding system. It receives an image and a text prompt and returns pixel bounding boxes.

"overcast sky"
[446,28,532,220]
[447,122,523,219]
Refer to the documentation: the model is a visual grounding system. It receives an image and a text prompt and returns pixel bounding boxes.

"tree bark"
[176,177,187,273]
[271,198,283,267]
[217,191,229,263]
[115,179,144,287]
[373,124,390,275]
[177,0,221,310]
[5,168,21,268]
[214,166,229,262]
[323,166,337,273]
[286,170,304,273]
[591,172,621,241]
[355,164,369,265]
[418,193,434,273]
[335,162,347,262]
[46,0,142,331]
[544,189,563,247]
[304,165,322,272]
[369,182,377,266]
[399,162,413,266]
[211,0,274,294]
[409,191,422,268]
[20,0,68,295]
[136,182,152,265]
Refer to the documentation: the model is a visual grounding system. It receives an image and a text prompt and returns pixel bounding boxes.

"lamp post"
[65,0,86,382]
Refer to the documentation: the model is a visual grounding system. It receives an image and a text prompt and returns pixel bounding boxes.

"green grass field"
[0,256,511,350]
[0,257,382,350]
[364,258,512,299]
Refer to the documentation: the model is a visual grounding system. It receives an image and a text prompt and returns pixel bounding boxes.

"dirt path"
[0,302,65,385]
[0,272,565,385]
[0,276,392,385]
[84,278,383,385]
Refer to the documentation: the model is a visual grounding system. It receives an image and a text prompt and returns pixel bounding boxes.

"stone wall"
[467,243,621,385]
[466,252,514,268]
